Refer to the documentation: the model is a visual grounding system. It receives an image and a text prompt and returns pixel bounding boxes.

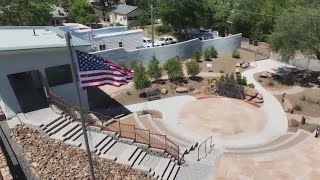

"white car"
[154,36,176,46]
[143,37,154,48]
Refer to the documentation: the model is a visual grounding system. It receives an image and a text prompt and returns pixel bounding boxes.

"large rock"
[175,87,189,93]
[236,63,241,67]
[260,71,272,78]
[245,87,258,97]
[241,62,250,69]
[161,88,168,95]
[235,68,240,74]
[193,89,200,94]
[283,99,294,113]
[199,86,208,94]
[88,113,103,126]
[245,95,254,101]
[289,119,299,127]
[240,61,245,65]
[252,98,264,103]
[256,93,263,100]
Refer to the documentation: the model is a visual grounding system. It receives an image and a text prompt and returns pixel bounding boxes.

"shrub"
[148,55,162,82]
[155,24,172,35]
[186,60,201,77]
[210,46,218,58]
[247,83,255,88]
[294,104,302,111]
[163,58,184,81]
[207,78,215,85]
[189,86,195,91]
[236,74,247,86]
[204,48,211,61]
[219,75,225,82]
[232,49,240,59]
[133,62,150,90]
[115,22,124,26]
[300,95,306,101]
[130,60,139,69]
[192,49,202,62]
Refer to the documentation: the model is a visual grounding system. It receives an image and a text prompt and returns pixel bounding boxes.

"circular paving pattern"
[178,97,267,138]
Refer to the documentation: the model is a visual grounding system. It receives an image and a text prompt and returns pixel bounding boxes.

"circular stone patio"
[178,97,267,139]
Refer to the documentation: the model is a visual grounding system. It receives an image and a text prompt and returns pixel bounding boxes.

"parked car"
[146,89,161,101]
[154,36,176,46]
[143,37,153,48]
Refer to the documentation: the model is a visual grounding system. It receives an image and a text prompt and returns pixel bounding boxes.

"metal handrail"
[197,136,214,161]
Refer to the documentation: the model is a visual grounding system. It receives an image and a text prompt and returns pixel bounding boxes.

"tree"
[163,58,184,81]
[204,48,211,61]
[148,56,162,82]
[133,62,150,90]
[96,0,120,19]
[192,49,202,62]
[269,7,320,61]
[210,46,218,58]
[158,0,205,41]
[186,60,201,78]
[69,0,98,25]
[0,0,55,25]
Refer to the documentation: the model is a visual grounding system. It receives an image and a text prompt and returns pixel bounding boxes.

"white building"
[109,4,144,26]
[0,26,91,118]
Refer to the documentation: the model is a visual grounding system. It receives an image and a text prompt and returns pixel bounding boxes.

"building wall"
[0,48,89,118]
[92,33,242,66]
[110,13,128,26]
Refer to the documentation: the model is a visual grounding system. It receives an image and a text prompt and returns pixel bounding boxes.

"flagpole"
[65,32,96,180]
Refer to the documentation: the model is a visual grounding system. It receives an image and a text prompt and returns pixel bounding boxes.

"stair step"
[50,123,78,139]
[127,149,143,167]
[96,136,113,151]
[162,162,175,180]
[116,146,138,165]
[154,158,170,179]
[101,140,117,154]
[71,129,83,141]
[62,123,80,137]
[48,120,71,136]
[41,116,62,128]
[99,153,117,161]
[44,118,67,133]
[132,151,147,169]
[63,126,82,141]
[42,117,64,130]
[168,165,179,180]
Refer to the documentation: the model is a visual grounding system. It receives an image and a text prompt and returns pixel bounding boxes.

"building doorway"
[7,70,48,113]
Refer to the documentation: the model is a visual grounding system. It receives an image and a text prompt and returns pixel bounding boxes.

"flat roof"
[0,26,91,52]
[94,29,143,38]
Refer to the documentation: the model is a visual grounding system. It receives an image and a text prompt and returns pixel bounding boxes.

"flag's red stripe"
[81,82,122,89]
[80,72,130,78]
[81,77,129,84]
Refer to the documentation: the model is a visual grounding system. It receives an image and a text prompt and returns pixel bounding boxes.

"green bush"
[204,48,211,61]
[219,75,226,82]
[186,60,201,77]
[130,60,139,69]
[210,46,218,58]
[115,22,124,26]
[236,74,247,86]
[192,49,202,62]
[133,62,150,90]
[247,83,255,88]
[148,55,162,82]
[164,58,184,81]
[232,49,240,59]
[155,24,172,35]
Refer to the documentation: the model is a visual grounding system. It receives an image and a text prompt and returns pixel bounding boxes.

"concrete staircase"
[24,110,181,180]
[225,129,311,155]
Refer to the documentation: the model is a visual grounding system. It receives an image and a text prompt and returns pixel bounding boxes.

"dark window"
[45,64,73,87]
[119,42,123,47]
[127,17,133,20]
[134,16,139,20]
[99,44,106,50]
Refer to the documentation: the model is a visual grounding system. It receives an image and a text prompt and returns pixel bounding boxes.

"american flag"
[76,51,132,88]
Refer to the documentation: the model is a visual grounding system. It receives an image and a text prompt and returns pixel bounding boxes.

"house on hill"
[109,4,146,26]
[0,26,91,119]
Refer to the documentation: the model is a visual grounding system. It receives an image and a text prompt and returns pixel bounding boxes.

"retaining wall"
[92,33,242,66]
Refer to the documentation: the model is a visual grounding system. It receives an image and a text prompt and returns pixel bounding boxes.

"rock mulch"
[0,146,13,180]
[11,125,150,180]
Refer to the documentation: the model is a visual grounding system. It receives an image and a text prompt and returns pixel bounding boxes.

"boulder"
[236,63,241,67]
[161,88,168,95]
[73,110,80,119]
[260,71,272,78]
[245,87,258,97]
[283,99,294,113]
[288,119,299,127]
[193,89,200,94]
[256,93,263,100]
[241,62,250,69]
[175,87,189,93]
[88,113,103,126]
[245,95,254,101]
[240,61,245,65]
[199,86,208,94]
[235,68,240,74]
[252,98,264,103]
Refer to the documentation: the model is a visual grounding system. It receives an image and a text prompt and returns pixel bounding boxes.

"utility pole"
[65,32,96,180]
[151,5,154,47]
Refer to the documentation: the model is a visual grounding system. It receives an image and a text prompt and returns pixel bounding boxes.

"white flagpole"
[65,32,95,180]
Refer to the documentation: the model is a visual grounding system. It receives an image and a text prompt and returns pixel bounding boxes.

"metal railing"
[47,91,181,164]
[198,136,214,161]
